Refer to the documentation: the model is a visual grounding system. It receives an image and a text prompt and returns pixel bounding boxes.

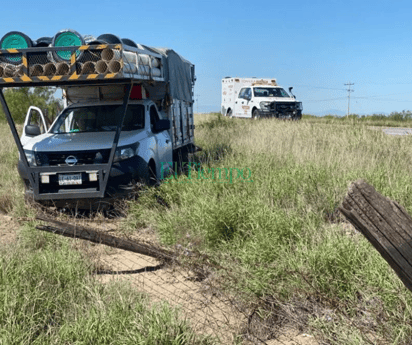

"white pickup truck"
[221,77,302,120]
[0,31,196,209]
[19,93,173,206]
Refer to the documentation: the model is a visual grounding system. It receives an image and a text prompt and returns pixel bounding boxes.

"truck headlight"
[259,101,271,110]
[23,150,37,167]
[296,102,303,111]
[113,143,139,163]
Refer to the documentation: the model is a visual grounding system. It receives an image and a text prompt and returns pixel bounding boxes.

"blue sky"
[2,0,412,115]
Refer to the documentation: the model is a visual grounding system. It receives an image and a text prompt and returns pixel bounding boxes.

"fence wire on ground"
[93,243,318,345]
[34,212,394,345]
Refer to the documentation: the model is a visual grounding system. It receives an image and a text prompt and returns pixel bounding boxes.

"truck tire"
[121,38,138,48]
[252,109,260,120]
[97,33,122,44]
[0,31,33,64]
[52,29,85,62]
[35,37,52,47]
[147,160,157,186]
[137,161,156,186]
[228,109,233,117]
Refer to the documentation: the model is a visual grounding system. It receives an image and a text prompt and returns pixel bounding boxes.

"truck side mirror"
[25,125,41,136]
[153,119,171,133]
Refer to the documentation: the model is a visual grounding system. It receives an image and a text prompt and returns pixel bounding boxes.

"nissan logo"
[65,156,78,166]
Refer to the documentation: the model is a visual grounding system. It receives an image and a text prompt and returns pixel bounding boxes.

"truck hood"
[23,129,147,152]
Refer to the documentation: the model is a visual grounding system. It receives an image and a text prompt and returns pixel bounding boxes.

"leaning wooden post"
[339,179,412,293]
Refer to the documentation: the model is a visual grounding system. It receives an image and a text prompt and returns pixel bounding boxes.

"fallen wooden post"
[339,179,412,293]
[35,214,176,263]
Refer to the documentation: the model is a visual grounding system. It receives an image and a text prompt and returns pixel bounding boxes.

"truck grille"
[36,149,111,166]
[272,102,296,113]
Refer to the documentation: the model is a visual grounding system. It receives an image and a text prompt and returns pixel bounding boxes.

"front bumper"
[257,101,303,119]
[19,155,151,207]
[257,109,302,119]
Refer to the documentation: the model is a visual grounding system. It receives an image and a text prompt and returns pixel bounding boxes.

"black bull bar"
[0,82,133,201]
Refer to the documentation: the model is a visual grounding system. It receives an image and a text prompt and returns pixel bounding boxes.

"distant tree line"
[0,87,62,124]
[304,110,412,122]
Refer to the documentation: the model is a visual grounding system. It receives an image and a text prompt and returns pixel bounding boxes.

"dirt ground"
[0,213,18,247]
[72,218,319,344]
[94,244,319,344]
[0,212,318,344]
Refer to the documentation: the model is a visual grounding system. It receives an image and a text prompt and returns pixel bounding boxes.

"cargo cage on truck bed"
[0,44,164,86]
[0,43,196,206]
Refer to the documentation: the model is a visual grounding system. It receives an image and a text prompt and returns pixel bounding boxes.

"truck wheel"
[148,161,158,186]
[227,109,233,117]
[252,109,260,120]
[0,31,33,64]
[137,160,157,186]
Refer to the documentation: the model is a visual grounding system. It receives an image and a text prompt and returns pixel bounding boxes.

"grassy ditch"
[3,114,412,343]
[0,122,216,345]
[0,123,27,216]
[126,113,412,343]
[0,227,215,344]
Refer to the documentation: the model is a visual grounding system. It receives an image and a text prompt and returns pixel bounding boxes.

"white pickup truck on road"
[221,77,302,120]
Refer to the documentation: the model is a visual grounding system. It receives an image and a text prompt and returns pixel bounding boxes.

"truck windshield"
[50,104,145,134]
[253,88,290,98]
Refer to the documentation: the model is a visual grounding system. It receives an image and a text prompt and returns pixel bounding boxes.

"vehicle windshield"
[253,87,290,98]
[50,104,145,134]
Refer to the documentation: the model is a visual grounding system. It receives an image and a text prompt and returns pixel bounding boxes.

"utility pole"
[195,94,200,114]
[344,82,354,117]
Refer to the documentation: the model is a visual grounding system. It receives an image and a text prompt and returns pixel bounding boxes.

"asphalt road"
[370,127,412,136]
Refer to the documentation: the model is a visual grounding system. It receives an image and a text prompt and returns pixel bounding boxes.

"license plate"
[58,174,82,186]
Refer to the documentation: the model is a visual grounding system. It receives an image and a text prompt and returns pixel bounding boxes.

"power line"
[344,82,354,117]
[304,93,412,102]
[358,98,412,102]
[357,82,412,85]
[293,84,347,91]
[353,91,412,99]
[304,97,347,102]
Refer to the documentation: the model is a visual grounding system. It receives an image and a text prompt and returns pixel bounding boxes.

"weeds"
[127,113,412,343]
[4,112,412,343]
[0,122,25,216]
[0,222,216,345]
[197,112,236,130]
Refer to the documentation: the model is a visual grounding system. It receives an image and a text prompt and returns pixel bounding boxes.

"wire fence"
[35,213,394,345]
[93,242,316,344]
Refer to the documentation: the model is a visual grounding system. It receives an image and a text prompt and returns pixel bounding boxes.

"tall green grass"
[4,112,412,342]
[126,113,412,343]
[0,122,216,345]
[0,222,216,344]
[0,123,27,215]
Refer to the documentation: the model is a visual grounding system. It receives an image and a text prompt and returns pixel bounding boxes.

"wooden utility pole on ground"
[36,215,176,262]
[339,179,412,292]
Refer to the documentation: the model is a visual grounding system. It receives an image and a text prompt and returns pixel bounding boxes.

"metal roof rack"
[0,44,164,88]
